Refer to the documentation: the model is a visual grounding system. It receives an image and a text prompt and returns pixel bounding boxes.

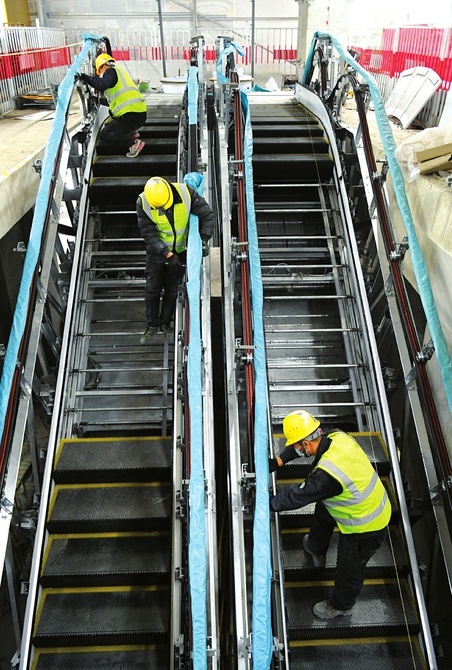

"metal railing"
[0,26,82,114]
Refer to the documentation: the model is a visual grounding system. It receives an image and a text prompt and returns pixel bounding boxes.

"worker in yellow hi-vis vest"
[270,409,391,620]
[77,53,147,158]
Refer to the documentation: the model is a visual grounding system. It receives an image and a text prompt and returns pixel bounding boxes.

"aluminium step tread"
[284,580,420,639]
[252,137,330,154]
[92,150,178,177]
[287,637,426,669]
[272,431,391,477]
[252,154,334,181]
[281,528,409,580]
[53,436,172,483]
[47,483,171,533]
[275,477,398,529]
[41,533,171,587]
[251,123,324,137]
[88,174,177,207]
[33,588,169,647]
[32,645,168,670]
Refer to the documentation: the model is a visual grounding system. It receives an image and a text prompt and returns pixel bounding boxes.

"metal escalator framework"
[18,57,217,668]
[222,75,436,667]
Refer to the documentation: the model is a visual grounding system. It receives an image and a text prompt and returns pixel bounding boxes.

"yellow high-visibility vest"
[140,183,192,253]
[104,65,146,117]
[317,431,391,533]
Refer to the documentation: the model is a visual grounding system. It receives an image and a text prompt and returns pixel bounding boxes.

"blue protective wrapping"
[241,93,273,668]
[0,36,101,445]
[184,171,208,670]
[304,32,452,412]
[187,66,199,125]
[216,41,246,84]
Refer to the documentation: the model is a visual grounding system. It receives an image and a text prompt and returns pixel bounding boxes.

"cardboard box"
[418,152,452,174]
[416,142,452,163]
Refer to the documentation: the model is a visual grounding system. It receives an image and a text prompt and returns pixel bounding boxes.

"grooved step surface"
[276,478,398,529]
[288,638,426,669]
[88,174,177,207]
[33,646,168,670]
[41,534,171,587]
[33,589,169,647]
[54,437,172,484]
[271,431,391,478]
[252,137,329,154]
[47,484,171,533]
[285,581,420,640]
[252,124,323,137]
[252,154,334,181]
[92,153,178,177]
[281,528,409,580]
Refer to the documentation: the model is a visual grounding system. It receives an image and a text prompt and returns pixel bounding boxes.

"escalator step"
[32,645,168,670]
[33,588,169,647]
[53,437,172,484]
[88,174,177,207]
[47,483,171,533]
[276,477,398,528]
[252,124,324,138]
[41,533,171,587]
[288,637,426,669]
[250,106,314,123]
[93,149,178,177]
[281,527,409,581]
[285,580,420,640]
[252,137,329,155]
[252,154,334,181]
[272,431,391,477]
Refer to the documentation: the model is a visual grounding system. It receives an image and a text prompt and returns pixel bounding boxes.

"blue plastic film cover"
[184,171,208,670]
[0,38,95,444]
[304,32,452,412]
[241,93,273,669]
[187,66,199,126]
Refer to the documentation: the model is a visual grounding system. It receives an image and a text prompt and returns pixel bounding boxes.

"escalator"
[223,84,431,667]
[20,94,189,669]
[8,35,441,670]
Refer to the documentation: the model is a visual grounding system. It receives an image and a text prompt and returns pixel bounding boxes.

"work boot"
[161,324,174,337]
[313,600,353,619]
[302,535,326,568]
[140,326,158,344]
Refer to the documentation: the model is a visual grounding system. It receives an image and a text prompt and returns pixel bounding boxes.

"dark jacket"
[137,183,215,257]
[270,432,343,512]
[81,66,117,93]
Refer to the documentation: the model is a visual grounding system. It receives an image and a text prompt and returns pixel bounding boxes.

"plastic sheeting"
[241,93,273,669]
[187,66,198,125]
[184,171,208,670]
[0,33,103,446]
[216,41,246,84]
[304,32,452,412]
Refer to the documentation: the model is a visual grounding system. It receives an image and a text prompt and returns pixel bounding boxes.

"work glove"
[166,254,181,267]
[269,445,299,472]
[269,458,279,473]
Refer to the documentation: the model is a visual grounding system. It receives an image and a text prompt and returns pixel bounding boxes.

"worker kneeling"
[270,409,391,619]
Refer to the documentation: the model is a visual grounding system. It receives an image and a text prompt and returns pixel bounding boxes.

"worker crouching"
[270,409,391,619]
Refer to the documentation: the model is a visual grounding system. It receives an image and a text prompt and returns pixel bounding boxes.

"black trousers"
[144,252,186,328]
[100,110,147,150]
[308,501,387,610]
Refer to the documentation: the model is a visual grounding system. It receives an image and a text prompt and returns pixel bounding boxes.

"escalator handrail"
[240,91,274,669]
[303,31,452,417]
[185,171,208,670]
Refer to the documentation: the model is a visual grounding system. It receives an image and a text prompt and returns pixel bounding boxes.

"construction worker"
[77,53,147,157]
[270,409,391,620]
[137,176,215,342]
